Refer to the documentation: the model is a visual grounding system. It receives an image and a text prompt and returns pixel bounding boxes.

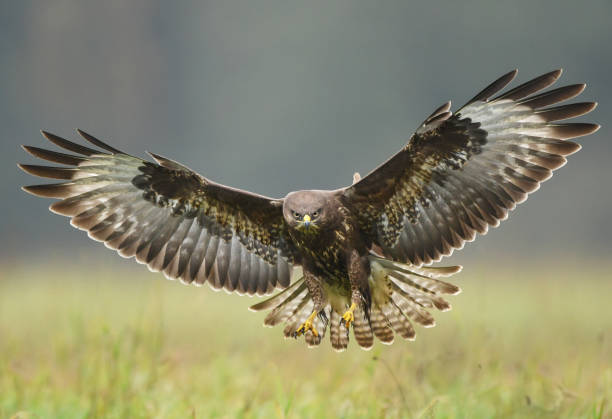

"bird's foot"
[341,302,357,329]
[292,311,319,338]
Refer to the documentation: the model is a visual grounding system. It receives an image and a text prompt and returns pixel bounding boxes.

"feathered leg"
[342,249,371,329]
[292,268,326,338]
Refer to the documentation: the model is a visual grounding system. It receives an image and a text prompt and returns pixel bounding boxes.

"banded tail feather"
[250,253,461,351]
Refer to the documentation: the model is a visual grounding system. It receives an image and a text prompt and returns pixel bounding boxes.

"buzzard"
[20,69,599,351]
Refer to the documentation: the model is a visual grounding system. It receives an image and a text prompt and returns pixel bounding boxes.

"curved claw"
[341,302,357,329]
[292,311,319,338]
[341,310,354,329]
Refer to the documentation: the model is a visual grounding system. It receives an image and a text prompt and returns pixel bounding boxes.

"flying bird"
[20,69,599,351]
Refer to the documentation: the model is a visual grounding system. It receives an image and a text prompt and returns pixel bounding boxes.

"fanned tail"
[250,254,461,351]
[367,254,461,347]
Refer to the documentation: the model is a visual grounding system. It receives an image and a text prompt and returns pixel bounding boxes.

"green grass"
[1,261,611,418]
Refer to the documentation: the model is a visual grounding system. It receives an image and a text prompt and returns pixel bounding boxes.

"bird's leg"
[293,310,319,338]
[293,267,325,338]
[342,249,371,330]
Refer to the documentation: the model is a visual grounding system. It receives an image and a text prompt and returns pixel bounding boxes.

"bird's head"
[283,190,331,234]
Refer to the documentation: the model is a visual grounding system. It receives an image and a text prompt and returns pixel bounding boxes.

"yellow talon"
[341,302,357,329]
[293,311,319,338]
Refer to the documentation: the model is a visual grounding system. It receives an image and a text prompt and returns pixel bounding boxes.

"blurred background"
[1,1,611,417]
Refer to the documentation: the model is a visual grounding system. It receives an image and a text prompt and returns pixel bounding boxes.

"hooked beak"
[302,214,311,229]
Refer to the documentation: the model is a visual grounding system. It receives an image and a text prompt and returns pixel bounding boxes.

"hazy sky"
[2,0,611,267]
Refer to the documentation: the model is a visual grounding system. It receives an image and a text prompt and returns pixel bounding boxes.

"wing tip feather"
[22,145,38,157]
[22,184,55,197]
[21,185,36,195]
[572,83,587,96]
[76,129,124,154]
[17,163,31,175]
[567,141,582,155]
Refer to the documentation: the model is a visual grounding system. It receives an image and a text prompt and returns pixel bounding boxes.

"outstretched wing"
[343,70,599,266]
[20,130,296,295]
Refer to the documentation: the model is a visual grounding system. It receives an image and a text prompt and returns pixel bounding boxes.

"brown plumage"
[20,69,599,351]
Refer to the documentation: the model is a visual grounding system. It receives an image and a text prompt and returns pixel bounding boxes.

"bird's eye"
[293,211,301,219]
[312,210,319,218]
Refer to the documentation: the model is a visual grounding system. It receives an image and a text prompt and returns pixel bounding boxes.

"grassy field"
[1,260,611,418]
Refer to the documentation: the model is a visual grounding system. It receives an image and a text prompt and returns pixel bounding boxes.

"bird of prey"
[20,69,599,351]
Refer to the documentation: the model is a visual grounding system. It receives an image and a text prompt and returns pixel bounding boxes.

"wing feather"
[344,70,599,265]
[21,131,298,295]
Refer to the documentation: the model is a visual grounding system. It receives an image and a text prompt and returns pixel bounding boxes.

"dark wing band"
[20,130,296,295]
[343,69,599,266]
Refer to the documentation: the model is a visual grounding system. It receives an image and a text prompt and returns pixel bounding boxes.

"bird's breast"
[291,220,358,286]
